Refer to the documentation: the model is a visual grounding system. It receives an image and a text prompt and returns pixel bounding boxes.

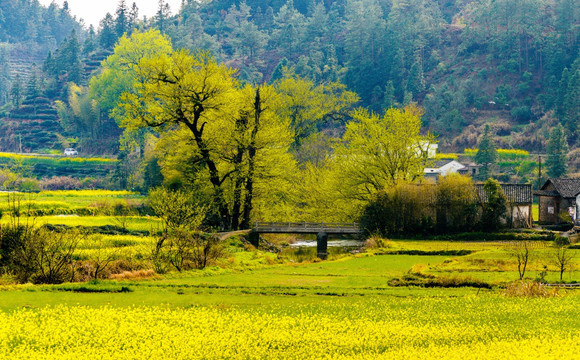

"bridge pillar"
[249,231,260,247]
[317,232,328,259]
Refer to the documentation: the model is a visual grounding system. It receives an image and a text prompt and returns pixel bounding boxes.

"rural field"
[0,191,579,359]
[1,0,579,357]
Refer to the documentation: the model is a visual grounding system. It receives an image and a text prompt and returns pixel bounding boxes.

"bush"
[360,183,435,236]
[503,281,559,297]
[364,235,392,249]
[149,188,206,233]
[378,249,473,256]
[510,106,533,123]
[40,176,82,190]
[361,175,482,237]
[480,179,508,232]
[153,230,223,272]
[388,273,491,289]
[0,223,80,284]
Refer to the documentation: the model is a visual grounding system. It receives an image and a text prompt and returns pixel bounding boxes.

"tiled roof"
[475,183,533,204]
[429,160,456,168]
[541,179,580,198]
[533,190,560,197]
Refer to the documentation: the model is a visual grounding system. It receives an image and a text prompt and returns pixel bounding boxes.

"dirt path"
[218,229,251,241]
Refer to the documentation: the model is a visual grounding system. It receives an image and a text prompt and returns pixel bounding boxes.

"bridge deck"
[253,222,361,234]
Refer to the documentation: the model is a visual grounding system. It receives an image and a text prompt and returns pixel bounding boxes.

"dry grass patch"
[503,281,560,297]
[110,269,159,281]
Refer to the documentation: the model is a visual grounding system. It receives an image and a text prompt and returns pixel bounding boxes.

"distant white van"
[64,148,78,156]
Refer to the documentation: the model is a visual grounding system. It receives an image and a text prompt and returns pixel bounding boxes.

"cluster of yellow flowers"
[0,295,577,359]
[464,148,529,160]
[0,152,116,163]
[37,190,137,197]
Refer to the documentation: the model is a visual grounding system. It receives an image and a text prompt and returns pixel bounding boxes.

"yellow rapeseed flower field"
[0,295,577,359]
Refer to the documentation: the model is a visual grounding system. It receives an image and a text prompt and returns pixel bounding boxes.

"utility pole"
[19,134,22,153]
[538,154,542,190]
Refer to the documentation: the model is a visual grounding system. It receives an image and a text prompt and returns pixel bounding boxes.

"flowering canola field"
[0,295,578,359]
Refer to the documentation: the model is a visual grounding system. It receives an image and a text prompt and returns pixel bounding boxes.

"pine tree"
[99,13,117,48]
[382,81,395,109]
[129,2,139,28]
[115,0,129,37]
[475,124,498,179]
[270,58,289,83]
[25,68,41,99]
[10,74,23,107]
[546,124,568,178]
[406,57,425,97]
[83,26,97,55]
[561,64,579,139]
[156,0,171,33]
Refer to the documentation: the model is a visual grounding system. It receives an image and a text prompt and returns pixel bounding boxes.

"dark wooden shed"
[533,179,580,224]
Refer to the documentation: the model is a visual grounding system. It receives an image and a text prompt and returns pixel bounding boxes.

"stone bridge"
[250,222,362,259]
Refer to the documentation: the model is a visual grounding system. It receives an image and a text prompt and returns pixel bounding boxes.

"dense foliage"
[361,175,491,236]
[0,0,578,154]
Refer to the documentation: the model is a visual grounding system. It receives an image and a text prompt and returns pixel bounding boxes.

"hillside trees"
[475,125,498,179]
[556,59,580,141]
[546,124,568,178]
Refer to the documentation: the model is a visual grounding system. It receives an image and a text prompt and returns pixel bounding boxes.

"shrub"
[364,235,392,249]
[480,179,508,232]
[155,230,223,271]
[510,106,532,123]
[109,269,158,280]
[503,281,559,297]
[388,273,491,289]
[360,183,435,236]
[0,224,80,284]
[40,176,82,190]
[149,188,206,233]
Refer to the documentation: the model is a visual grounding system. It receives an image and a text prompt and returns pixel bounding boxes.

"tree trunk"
[241,88,262,229]
[230,115,249,230]
[184,109,231,230]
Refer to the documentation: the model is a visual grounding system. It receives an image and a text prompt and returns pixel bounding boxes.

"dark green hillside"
[166,0,578,152]
[0,0,577,169]
[0,97,61,152]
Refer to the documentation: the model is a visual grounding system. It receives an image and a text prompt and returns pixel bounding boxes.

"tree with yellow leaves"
[327,105,435,219]
[102,32,296,230]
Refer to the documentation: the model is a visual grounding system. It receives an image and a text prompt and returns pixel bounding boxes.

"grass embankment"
[0,190,146,216]
[0,152,116,178]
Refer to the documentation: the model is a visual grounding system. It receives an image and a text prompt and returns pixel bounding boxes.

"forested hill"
[165,0,579,150]
[0,0,81,97]
[0,0,578,156]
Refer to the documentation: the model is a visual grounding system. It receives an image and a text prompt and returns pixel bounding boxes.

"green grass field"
[0,251,578,359]
[0,191,579,358]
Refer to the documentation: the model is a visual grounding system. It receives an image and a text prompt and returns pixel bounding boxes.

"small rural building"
[424,160,482,181]
[475,183,533,228]
[457,162,482,177]
[534,178,580,224]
